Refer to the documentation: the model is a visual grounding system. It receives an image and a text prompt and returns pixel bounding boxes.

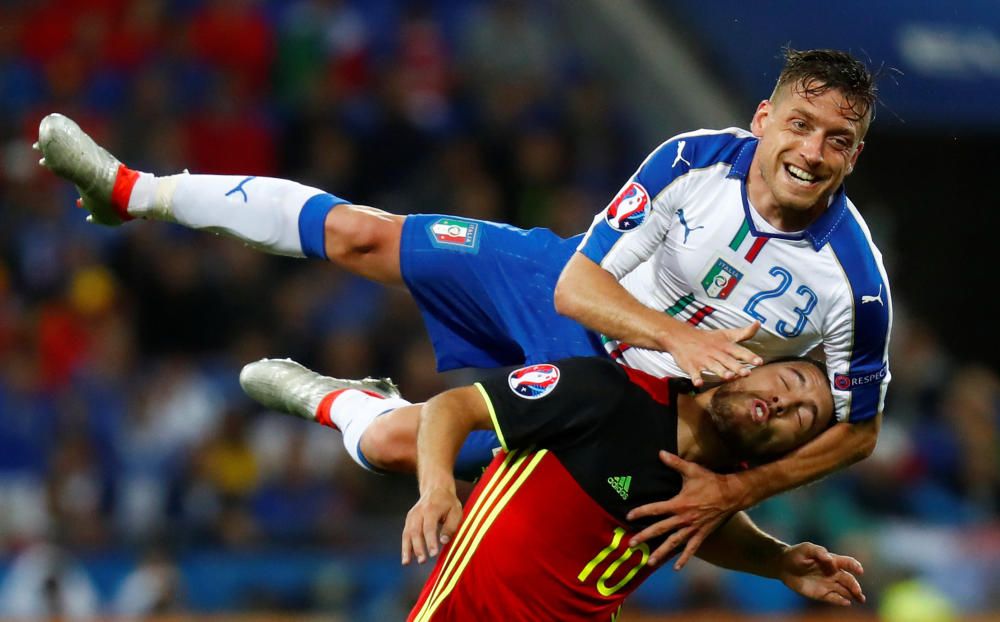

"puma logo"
[672,141,692,168]
[861,284,884,306]
[225,176,257,203]
[677,209,704,244]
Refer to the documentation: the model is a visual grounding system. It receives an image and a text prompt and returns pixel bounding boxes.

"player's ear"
[750,100,771,138]
[847,141,864,174]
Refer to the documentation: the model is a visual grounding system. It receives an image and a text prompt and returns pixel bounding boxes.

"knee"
[358,413,417,473]
[324,205,402,263]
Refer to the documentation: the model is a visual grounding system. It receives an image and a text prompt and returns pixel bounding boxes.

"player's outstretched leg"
[240,358,417,472]
[36,113,406,283]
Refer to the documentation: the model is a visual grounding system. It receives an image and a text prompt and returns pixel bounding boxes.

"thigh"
[324,203,406,283]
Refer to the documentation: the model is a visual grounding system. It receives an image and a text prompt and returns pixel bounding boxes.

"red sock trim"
[110,164,138,222]
[315,387,388,429]
[315,390,348,429]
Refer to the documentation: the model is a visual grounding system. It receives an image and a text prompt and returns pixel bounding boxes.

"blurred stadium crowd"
[0,0,996,619]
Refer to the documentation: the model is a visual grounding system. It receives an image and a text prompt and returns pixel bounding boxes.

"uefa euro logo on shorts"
[508,364,561,400]
[426,217,481,253]
[605,182,650,231]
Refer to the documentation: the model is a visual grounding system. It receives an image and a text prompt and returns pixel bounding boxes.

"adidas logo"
[608,475,632,500]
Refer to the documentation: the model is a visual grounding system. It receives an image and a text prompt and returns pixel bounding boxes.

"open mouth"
[784,163,820,187]
[751,398,770,424]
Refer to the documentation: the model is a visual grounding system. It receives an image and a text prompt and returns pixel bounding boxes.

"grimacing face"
[749,80,866,218]
[707,360,835,461]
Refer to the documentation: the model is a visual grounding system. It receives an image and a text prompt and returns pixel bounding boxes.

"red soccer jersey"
[409,357,683,621]
[409,449,653,621]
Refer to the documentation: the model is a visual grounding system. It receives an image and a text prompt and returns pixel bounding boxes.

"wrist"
[772,543,793,580]
[419,470,457,496]
[656,315,689,351]
[725,470,758,510]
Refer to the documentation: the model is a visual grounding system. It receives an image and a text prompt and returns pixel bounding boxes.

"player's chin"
[713,421,762,461]
[777,186,823,211]
[733,425,786,462]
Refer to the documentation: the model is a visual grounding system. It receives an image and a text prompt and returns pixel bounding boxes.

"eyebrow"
[788,107,859,138]
[792,367,807,386]
[789,107,816,121]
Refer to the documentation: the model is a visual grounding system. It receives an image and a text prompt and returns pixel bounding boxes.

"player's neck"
[746,165,826,232]
[675,393,737,471]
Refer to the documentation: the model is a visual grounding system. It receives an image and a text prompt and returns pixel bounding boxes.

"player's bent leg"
[239,358,498,478]
[239,358,401,418]
[323,205,405,285]
[240,358,410,471]
[357,404,419,473]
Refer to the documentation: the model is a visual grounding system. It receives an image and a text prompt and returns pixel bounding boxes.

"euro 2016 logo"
[605,182,650,231]
[508,364,561,400]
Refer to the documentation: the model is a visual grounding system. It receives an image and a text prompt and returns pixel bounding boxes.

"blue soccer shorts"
[400,214,605,370]
[400,214,607,478]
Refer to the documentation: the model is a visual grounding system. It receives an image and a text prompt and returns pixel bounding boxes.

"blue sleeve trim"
[635,132,748,196]
[298,193,349,259]
[579,132,750,265]
[848,384,881,423]
[579,224,619,265]
[828,214,892,423]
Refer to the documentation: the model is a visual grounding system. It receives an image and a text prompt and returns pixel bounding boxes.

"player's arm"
[554,253,761,386]
[629,278,891,568]
[553,136,765,385]
[733,414,879,505]
[402,385,491,565]
[628,417,879,569]
[695,511,865,606]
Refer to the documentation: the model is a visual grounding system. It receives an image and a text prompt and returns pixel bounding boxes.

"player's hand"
[778,542,865,606]
[665,321,762,387]
[627,451,747,569]
[402,485,463,566]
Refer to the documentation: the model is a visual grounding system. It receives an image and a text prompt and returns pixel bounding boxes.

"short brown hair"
[771,48,877,135]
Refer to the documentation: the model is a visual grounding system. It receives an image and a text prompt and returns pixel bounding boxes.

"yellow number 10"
[577,527,650,596]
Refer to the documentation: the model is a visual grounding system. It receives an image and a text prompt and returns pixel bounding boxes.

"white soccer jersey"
[578,128,892,423]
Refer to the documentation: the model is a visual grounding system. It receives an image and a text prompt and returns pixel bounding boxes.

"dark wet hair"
[771,48,877,134]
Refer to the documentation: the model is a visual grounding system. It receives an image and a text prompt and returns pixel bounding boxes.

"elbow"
[852,413,882,461]
[553,271,579,319]
[856,435,877,461]
[554,252,603,321]
[427,386,492,431]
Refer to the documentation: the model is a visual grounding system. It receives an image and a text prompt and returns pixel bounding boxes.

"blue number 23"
[743,266,818,338]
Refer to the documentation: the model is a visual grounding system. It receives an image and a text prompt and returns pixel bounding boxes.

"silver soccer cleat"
[239,358,400,423]
[35,113,126,226]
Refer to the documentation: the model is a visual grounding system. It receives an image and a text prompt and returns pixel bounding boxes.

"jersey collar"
[728,138,849,251]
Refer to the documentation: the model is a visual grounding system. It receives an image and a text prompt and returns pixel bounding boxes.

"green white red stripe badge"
[728,219,768,263]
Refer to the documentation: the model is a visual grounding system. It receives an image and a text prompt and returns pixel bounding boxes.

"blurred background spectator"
[0,0,996,619]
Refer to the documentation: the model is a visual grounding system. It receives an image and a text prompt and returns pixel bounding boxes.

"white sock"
[317,389,411,472]
[127,173,344,258]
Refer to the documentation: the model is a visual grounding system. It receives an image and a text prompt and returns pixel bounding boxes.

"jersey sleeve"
[575,137,694,279]
[576,130,752,280]
[824,232,893,423]
[475,358,628,452]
